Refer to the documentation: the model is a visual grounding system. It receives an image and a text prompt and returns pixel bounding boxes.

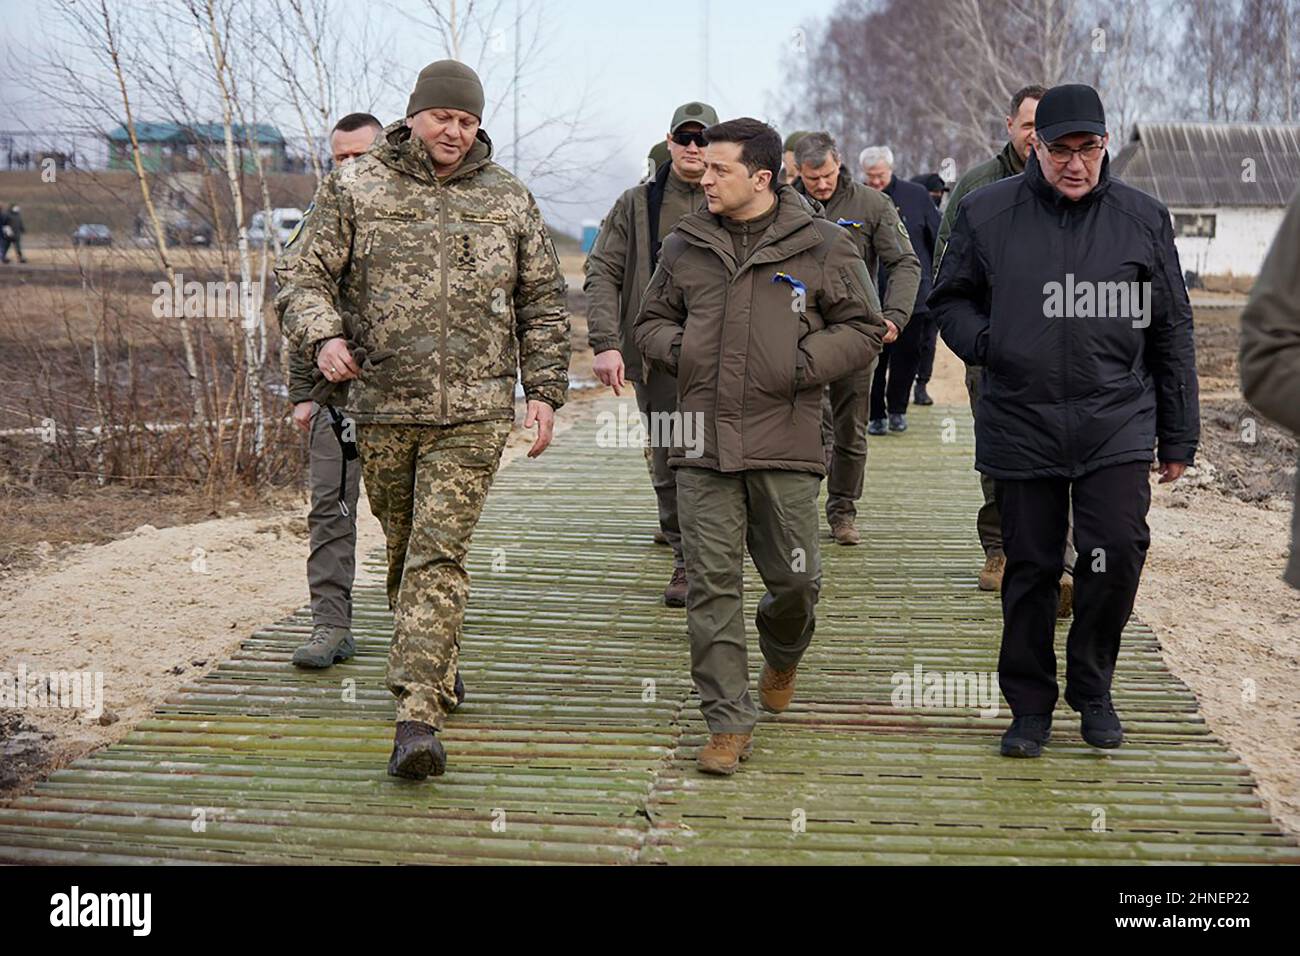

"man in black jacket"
[929,84,1200,758]
[861,147,940,435]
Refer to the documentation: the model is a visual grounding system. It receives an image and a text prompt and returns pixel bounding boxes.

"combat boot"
[291,624,355,668]
[830,518,861,546]
[697,733,753,775]
[387,720,446,779]
[978,553,1006,592]
[759,662,798,713]
[663,566,688,607]
[1058,573,1074,618]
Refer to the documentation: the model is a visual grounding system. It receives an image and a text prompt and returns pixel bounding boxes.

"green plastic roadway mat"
[1,399,1296,864]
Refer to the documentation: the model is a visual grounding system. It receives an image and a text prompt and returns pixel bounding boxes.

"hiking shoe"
[867,418,887,436]
[663,566,688,607]
[888,412,908,432]
[653,529,669,546]
[291,625,356,668]
[1000,714,1053,758]
[697,733,754,775]
[1058,573,1074,618]
[978,553,1006,592]
[830,518,861,546]
[759,662,798,713]
[387,720,446,779]
[1074,694,1124,749]
[913,383,934,406]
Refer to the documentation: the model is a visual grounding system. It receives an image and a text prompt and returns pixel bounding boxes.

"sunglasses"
[671,130,707,148]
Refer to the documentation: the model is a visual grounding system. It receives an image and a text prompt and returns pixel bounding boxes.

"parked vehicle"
[71,224,113,247]
[165,217,213,247]
[247,208,304,248]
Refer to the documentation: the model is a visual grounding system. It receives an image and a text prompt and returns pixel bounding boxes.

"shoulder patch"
[285,201,313,248]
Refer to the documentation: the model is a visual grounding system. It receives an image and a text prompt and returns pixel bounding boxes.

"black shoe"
[453,671,466,709]
[888,413,907,433]
[1074,694,1124,748]
[913,383,933,405]
[867,418,887,436]
[387,720,446,779]
[1000,714,1053,758]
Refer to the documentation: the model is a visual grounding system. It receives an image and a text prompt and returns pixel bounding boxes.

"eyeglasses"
[1043,142,1105,164]
[672,130,707,148]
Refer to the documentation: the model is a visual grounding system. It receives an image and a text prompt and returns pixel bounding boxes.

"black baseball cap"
[1034,84,1106,143]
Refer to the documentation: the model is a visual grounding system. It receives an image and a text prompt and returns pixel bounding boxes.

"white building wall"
[1172,205,1286,277]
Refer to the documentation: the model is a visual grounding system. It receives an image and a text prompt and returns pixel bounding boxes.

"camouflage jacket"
[275,121,570,424]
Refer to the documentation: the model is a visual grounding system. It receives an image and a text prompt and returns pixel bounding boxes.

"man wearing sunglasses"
[930,84,1200,759]
[585,101,718,608]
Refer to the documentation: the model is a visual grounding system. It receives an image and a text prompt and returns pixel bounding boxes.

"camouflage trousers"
[357,418,512,728]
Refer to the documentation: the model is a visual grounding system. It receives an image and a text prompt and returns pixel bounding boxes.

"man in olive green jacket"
[277,60,570,781]
[794,131,921,544]
[1241,185,1300,589]
[635,118,887,776]
[584,101,717,607]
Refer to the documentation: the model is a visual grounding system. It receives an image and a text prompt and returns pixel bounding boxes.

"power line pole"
[703,0,710,99]
[513,0,520,174]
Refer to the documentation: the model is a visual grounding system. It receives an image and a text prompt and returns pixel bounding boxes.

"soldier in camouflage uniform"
[277,60,570,780]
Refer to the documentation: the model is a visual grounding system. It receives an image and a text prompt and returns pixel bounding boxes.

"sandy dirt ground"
[0,309,597,797]
[1,299,1297,842]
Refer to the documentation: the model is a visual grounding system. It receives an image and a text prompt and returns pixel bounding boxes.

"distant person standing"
[908,172,949,404]
[860,147,939,435]
[782,130,810,187]
[283,112,385,672]
[1240,185,1300,590]
[1,204,26,263]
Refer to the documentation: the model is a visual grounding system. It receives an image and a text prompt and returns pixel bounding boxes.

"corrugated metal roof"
[1111,122,1300,207]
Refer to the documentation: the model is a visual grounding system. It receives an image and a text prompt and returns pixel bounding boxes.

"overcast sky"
[0,0,826,234]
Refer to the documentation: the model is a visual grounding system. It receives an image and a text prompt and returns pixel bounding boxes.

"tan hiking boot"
[653,529,669,546]
[830,518,861,546]
[1058,573,1074,618]
[759,662,798,713]
[663,566,688,608]
[978,553,1006,592]
[697,733,754,775]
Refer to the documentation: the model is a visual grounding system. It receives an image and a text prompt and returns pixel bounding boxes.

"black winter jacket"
[928,151,1200,480]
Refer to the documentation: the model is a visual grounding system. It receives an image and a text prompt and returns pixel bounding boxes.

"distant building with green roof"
[104,122,288,173]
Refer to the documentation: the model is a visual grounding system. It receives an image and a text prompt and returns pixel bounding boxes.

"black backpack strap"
[323,404,357,517]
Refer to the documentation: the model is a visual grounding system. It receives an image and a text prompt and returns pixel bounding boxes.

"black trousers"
[994,461,1151,716]
[914,312,938,386]
[869,309,928,419]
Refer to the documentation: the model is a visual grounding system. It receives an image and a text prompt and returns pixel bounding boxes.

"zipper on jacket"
[1060,204,1075,474]
[439,187,449,422]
